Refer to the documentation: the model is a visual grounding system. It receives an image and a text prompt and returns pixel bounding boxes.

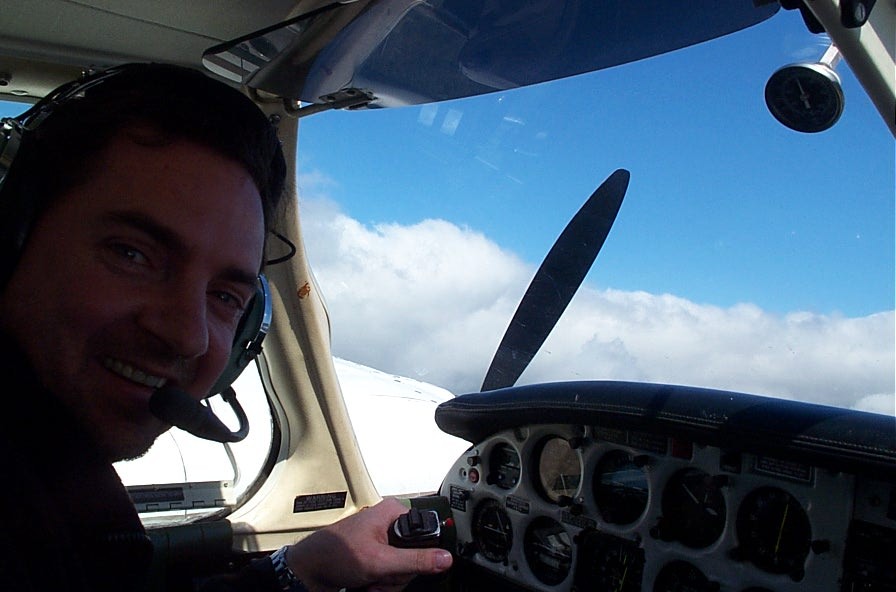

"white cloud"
[526,292,894,411]
[298,193,895,415]
[853,393,896,415]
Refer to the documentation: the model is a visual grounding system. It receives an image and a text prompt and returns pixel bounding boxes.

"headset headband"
[0,66,128,194]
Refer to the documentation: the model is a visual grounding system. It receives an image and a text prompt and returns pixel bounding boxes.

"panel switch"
[388,508,442,548]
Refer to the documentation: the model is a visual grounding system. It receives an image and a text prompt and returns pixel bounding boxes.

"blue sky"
[296,8,894,318]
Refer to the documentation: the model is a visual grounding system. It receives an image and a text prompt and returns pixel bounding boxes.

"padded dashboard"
[434,381,896,591]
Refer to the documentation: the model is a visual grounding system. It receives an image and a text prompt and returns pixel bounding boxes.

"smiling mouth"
[104,358,168,389]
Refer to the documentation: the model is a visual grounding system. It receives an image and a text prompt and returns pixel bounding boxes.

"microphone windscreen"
[149,386,235,443]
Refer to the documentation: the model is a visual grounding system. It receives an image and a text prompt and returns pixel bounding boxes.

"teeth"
[104,358,167,388]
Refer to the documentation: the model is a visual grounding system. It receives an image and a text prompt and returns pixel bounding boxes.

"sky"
[292,8,895,414]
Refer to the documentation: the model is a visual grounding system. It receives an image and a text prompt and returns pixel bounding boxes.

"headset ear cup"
[0,119,30,287]
[0,120,19,187]
[207,274,272,397]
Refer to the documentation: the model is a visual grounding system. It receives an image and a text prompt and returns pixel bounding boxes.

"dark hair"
[0,63,287,277]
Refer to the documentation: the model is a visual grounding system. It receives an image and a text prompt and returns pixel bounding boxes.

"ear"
[207,274,272,396]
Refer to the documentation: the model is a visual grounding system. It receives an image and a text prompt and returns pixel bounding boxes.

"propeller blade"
[481,169,630,391]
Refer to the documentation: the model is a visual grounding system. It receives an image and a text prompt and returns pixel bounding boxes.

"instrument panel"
[439,423,896,591]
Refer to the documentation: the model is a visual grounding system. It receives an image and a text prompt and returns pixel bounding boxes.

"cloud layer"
[298,189,895,416]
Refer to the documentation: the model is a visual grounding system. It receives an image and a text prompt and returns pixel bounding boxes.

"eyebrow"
[101,210,260,288]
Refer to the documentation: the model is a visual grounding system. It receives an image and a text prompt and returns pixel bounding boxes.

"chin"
[107,434,162,463]
[101,418,168,463]
[116,447,152,463]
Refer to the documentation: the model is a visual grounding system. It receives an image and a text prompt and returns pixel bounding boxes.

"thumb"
[422,548,454,574]
[387,546,453,577]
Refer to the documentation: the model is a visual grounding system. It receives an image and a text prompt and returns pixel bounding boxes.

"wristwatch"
[270,546,309,592]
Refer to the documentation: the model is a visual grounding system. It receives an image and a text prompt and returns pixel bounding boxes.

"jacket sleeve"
[196,556,281,592]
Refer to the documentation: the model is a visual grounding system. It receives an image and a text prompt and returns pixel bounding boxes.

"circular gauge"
[574,530,644,592]
[659,468,726,548]
[471,498,513,563]
[594,450,650,525]
[535,436,583,503]
[765,62,844,133]
[653,560,716,592]
[736,487,811,575]
[487,443,521,490]
[523,517,573,585]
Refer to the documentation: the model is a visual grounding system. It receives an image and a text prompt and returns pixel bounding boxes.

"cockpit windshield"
[292,6,894,413]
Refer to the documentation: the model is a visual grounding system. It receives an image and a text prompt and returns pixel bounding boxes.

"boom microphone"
[149,385,249,443]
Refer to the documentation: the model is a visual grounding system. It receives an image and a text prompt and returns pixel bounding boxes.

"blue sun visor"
[203,0,779,110]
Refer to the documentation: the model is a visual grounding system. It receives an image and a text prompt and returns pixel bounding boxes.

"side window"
[114,364,273,524]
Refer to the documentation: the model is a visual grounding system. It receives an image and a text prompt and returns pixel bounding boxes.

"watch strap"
[270,546,309,592]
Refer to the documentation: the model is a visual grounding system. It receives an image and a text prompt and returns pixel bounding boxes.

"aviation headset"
[0,64,273,401]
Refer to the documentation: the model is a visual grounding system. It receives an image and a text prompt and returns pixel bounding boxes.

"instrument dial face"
[472,498,514,563]
[535,436,583,503]
[660,468,727,548]
[488,443,521,490]
[652,560,715,592]
[765,63,844,133]
[736,486,811,575]
[523,517,573,585]
[573,530,644,592]
[594,449,650,525]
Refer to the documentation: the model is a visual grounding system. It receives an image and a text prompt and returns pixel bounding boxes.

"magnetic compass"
[765,60,844,133]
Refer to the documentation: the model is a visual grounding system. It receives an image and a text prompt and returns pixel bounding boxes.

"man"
[0,63,451,591]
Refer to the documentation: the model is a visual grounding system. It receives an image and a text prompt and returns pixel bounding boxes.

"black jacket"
[0,339,151,590]
[0,340,280,591]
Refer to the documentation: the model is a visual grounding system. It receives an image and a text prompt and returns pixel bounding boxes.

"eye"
[211,290,247,312]
[114,244,149,265]
[103,241,152,270]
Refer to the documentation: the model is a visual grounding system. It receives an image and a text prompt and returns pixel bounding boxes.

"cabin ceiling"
[0,0,302,101]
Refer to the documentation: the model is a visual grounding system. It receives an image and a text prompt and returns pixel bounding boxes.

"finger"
[362,570,414,592]
[381,546,453,577]
[377,498,412,520]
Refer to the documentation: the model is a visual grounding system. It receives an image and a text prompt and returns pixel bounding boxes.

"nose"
[138,282,209,360]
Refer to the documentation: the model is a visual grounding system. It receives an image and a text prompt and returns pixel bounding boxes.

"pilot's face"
[0,131,265,461]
